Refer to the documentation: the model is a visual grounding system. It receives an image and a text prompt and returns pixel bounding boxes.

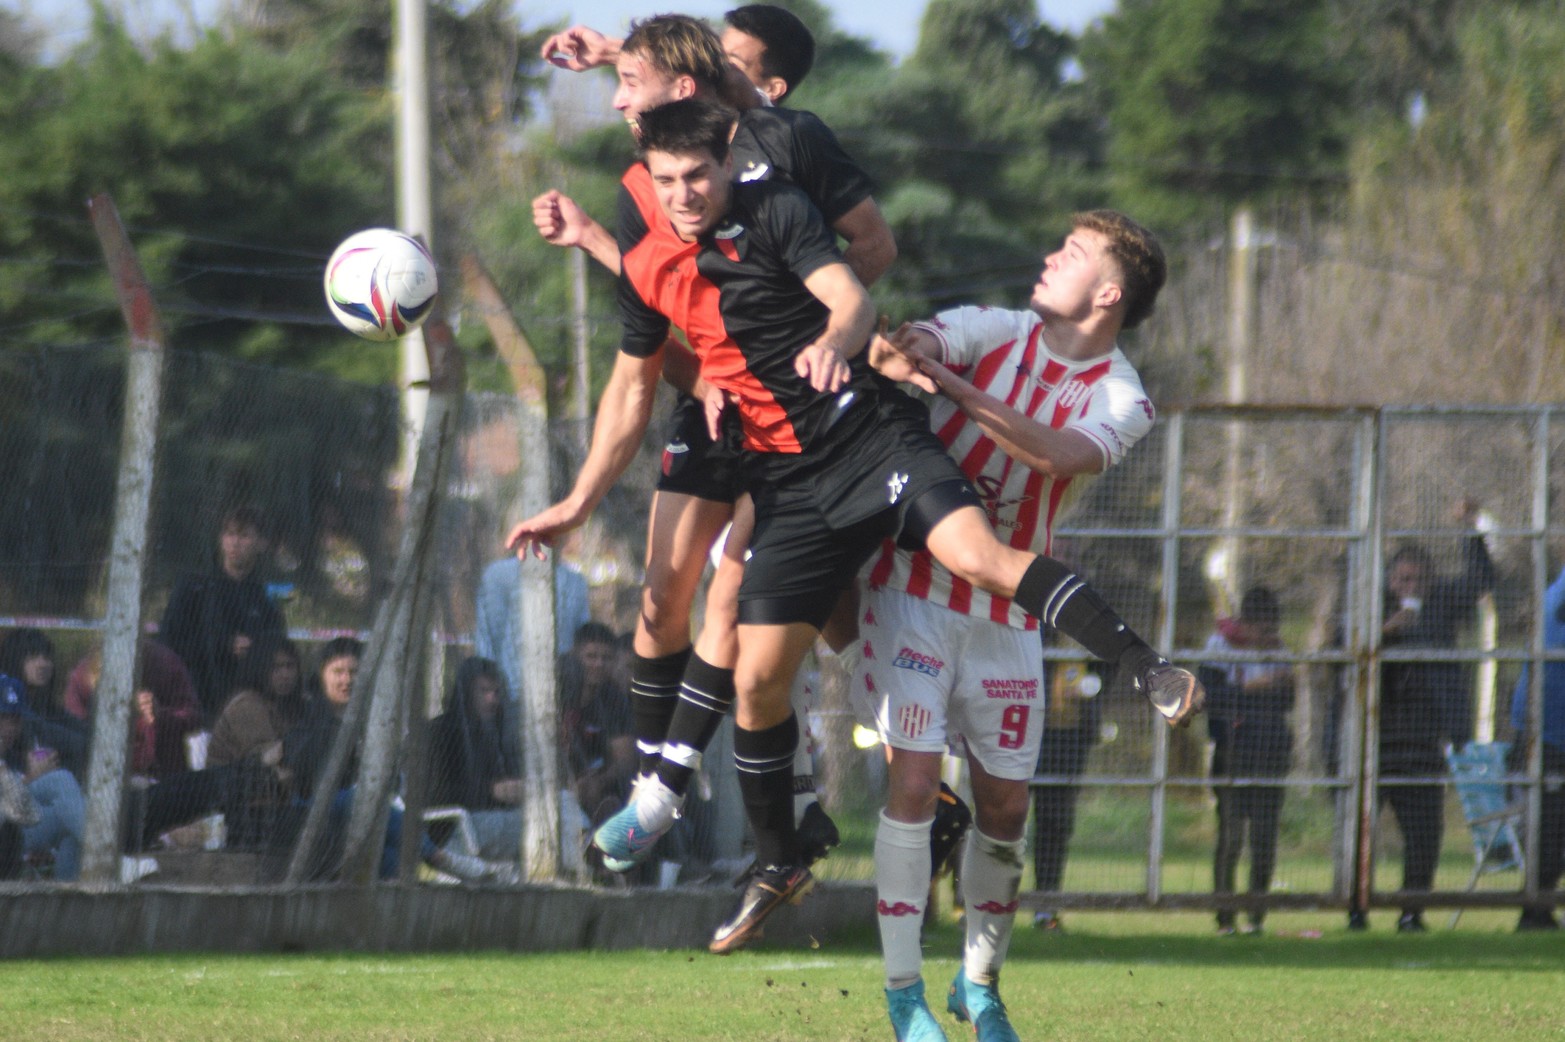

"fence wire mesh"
[0,347,1560,920]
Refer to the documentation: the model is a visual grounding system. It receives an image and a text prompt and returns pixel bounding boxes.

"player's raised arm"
[794,261,874,392]
[506,350,663,559]
[540,24,622,71]
[532,190,623,276]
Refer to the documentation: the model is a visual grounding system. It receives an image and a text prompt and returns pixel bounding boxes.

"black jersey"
[617,176,882,457]
[728,106,874,225]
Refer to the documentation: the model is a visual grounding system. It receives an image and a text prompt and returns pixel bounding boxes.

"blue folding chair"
[1444,741,1526,927]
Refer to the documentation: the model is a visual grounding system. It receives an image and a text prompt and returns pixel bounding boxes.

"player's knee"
[976,787,1031,839]
[640,587,693,644]
[888,771,943,820]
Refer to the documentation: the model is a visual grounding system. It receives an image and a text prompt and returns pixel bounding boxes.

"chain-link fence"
[1,345,1560,920]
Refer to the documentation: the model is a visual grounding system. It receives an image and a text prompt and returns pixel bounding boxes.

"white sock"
[960,827,1025,986]
[875,811,933,989]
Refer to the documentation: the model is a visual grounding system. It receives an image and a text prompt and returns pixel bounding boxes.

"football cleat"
[1134,660,1205,727]
[592,775,682,873]
[930,782,972,878]
[886,980,949,1042]
[797,801,841,866]
[947,971,1020,1042]
[709,863,814,955]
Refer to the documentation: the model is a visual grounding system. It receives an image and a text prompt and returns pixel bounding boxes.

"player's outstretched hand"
[794,341,851,393]
[506,502,586,561]
[541,25,621,70]
[869,320,939,394]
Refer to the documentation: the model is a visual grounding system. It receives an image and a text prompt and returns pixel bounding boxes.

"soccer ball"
[323,228,439,341]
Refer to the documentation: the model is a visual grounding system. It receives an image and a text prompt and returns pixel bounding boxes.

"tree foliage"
[1080,0,1350,229]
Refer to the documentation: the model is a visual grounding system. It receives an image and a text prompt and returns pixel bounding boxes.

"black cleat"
[930,782,972,878]
[709,863,814,955]
[797,801,841,866]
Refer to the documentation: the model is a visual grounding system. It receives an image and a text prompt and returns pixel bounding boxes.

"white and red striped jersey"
[866,304,1155,630]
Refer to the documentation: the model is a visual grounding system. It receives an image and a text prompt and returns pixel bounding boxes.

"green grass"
[2,911,1560,1041]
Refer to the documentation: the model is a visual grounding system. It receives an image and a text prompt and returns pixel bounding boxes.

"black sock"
[630,648,690,776]
[654,654,735,797]
[734,714,800,868]
[1013,556,1160,675]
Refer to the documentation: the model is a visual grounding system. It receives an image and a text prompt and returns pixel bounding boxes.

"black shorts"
[655,395,746,503]
[738,391,982,628]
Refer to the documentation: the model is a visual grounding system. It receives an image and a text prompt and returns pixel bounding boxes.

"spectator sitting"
[426,657,526,874]
[558,622,637,825]
[158,504,287,724]
[0,628,88,779]
[64,638,202,781]
[279,638,512,883]
[0,673,85,881]
[206,634,310,846]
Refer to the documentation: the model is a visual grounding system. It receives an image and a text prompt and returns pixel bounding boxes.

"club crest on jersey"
[737,161,771,182]
[893,646,944,678]
[1057,378,1090,410]
[898,703,932,739]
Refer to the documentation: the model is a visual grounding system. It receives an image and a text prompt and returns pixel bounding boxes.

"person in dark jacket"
[1030,656,1103,933]
[0,629,88,779]
[1199,586,1295,935]
[426,657,523,864]
[158,505,287,724]
[1366,498,1495,932]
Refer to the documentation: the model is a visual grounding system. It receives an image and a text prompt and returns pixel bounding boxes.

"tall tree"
[0,11,391,378]
[836,0,1100,313]
[1080,0,1350,230]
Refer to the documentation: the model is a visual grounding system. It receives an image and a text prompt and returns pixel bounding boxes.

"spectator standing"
[159,505,287,723]
[474,542,591,705]
[1362,497,1495,932]
[1031,658,1103,932]
[1199,586,1295,935]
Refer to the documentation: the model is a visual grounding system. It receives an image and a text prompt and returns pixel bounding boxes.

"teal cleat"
[886,980,948,1042]
[947,971,1020,1042]
[592,776,681,873]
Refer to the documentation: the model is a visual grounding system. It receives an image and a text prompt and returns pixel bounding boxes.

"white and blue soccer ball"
[323,228,439,341]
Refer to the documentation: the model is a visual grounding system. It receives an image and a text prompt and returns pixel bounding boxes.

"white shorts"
[852,586,1044,781]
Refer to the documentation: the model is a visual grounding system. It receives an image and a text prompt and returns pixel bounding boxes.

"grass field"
[3,909,1560,1041]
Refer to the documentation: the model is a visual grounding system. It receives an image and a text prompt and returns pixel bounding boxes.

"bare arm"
[915,352,1106,478]
[795,261,876,391]
[533,190,622,275]
[506,350,662,558]
[540,25,621,71]
[830,197,897,289]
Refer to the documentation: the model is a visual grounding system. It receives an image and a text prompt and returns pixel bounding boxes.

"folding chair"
[1444,741,1527,927]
